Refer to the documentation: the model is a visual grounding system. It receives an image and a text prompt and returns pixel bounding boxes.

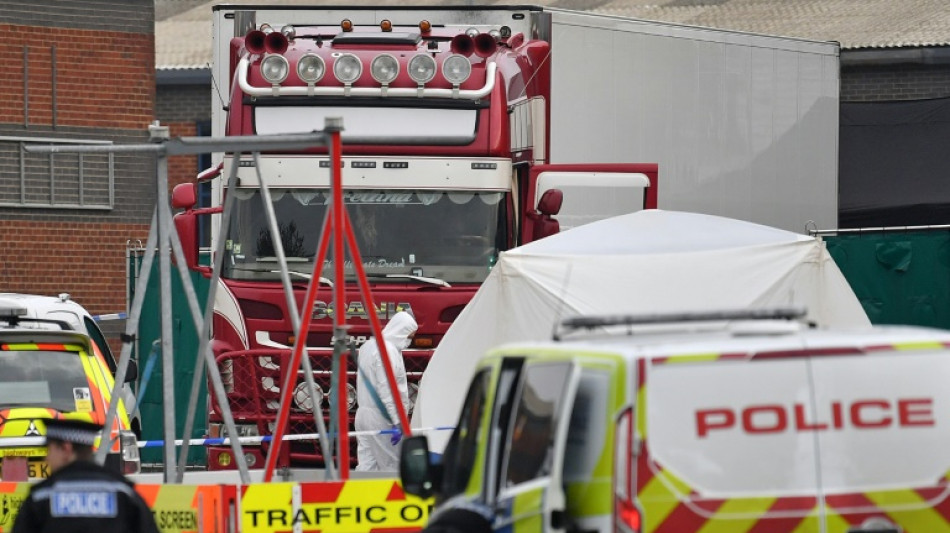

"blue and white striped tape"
[134,426,456,448]
[92,312,128,322]
[0,428,456,449]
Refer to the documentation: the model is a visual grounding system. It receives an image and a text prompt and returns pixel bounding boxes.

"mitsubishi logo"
[25,421,40,437]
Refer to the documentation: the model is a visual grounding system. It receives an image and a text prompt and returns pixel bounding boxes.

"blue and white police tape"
[92,312,128,322]
[135,426,456,448]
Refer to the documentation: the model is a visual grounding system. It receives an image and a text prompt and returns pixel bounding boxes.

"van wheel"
[423,509,492,533]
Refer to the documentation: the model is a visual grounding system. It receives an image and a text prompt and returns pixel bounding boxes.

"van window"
[563,369,609,481]
[501,362,572,486]
[441,369,491,499]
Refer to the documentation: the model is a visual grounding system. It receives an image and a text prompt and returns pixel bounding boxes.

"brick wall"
[167,121,199,190]
[841,64,950,102]
[158,83,212,189]
[0,1,154,333]
[0,220,149,312]
[0,27,153,129]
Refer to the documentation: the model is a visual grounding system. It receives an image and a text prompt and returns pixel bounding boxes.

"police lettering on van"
[695,397,935,437]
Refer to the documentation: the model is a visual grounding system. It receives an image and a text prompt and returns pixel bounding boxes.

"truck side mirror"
[172,183,197,210]
[399,435,435,499]
[537,188,563,216]
[172,183,204,271]
[174,211,200,270]
[531,189,563,241]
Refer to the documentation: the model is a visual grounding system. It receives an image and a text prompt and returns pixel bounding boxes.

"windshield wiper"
[270,270,334,287]
[380,274,452,288]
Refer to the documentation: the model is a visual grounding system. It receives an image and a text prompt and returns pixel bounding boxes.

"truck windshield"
[222,188,507,284]
[0,349,92,413]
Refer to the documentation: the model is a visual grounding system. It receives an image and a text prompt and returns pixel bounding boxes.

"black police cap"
[44,418,103,446]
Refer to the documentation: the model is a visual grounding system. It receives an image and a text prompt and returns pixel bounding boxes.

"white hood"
[383,311,418,351]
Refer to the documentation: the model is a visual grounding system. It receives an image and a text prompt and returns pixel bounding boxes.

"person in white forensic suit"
[355,311,417,471]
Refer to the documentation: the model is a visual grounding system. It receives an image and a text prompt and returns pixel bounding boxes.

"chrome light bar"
[238,57,497,100]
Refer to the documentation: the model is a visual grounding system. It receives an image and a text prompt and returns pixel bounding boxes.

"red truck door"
[523,163,658,244]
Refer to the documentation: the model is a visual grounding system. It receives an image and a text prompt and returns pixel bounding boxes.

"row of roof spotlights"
[250,23,506,87]
[260,51,473,86]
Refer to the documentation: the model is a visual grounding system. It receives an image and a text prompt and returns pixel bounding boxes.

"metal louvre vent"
[0,136,115,210]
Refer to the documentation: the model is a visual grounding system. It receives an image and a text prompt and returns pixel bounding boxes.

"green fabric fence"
[824,229,950,329]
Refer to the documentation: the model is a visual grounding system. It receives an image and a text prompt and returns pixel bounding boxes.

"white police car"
[0,293,141,438]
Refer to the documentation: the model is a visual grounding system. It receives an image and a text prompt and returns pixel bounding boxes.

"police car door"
[494,359,580,533]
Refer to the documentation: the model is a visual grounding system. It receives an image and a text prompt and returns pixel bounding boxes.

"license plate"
[28,460,50,479]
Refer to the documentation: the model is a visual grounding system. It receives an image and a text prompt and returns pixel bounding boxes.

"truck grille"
[210,347,431,467]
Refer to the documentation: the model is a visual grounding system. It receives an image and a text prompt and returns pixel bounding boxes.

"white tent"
[413,210,870,452]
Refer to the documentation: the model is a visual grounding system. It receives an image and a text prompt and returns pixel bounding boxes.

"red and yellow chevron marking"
[637,439,824,533]
[136,484,222,533]
[75,350,128,453]
[0,482,32,532]
[636,439,950,533]
[866,341,950,352]
[635,346,950,533]
[0,343,75,351]
[650,353,741,365]
[241,479,433,533]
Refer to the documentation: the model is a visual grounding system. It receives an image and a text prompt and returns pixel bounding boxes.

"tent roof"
[413,210,870,452]
[512,209,811,256]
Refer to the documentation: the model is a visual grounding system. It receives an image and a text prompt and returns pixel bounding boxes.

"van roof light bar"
[0,316,73,331]
[0,303,28,319]
[554,307,807,341]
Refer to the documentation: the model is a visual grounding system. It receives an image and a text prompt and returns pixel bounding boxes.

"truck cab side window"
[501,363,572,486]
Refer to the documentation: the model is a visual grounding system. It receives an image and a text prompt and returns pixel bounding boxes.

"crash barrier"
[0,477,431,533]
[0,482,29,531]
[0,481,229,533]
[0,429,446,532]
[241,479,431,532]
[135,484,226,533]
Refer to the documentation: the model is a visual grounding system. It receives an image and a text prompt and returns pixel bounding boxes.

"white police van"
[401,308,950,533]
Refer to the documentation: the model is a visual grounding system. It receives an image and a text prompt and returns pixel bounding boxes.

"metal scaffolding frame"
[24,120,345,483]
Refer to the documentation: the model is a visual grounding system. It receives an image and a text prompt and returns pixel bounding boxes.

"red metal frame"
[261,126,412,481]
